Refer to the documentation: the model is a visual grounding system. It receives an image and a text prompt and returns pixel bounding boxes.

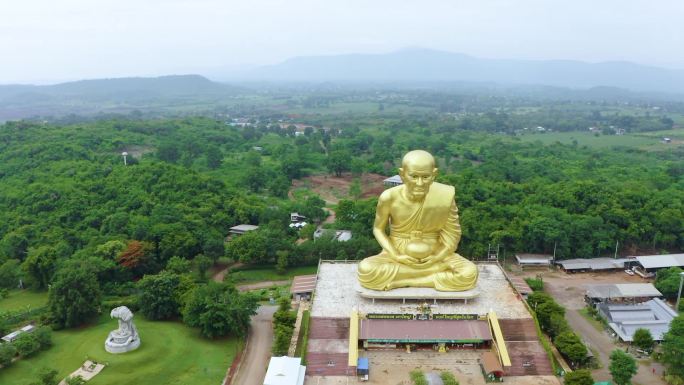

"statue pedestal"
[357,285,479,304]
[311,262,531,319]
[105,330,140,354]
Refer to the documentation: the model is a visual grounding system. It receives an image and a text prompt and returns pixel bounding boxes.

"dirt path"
[212,262,244,283]
[540,272,667,385]
[323,207,336,224]
[237,280,290,292]
[231,305,277,385]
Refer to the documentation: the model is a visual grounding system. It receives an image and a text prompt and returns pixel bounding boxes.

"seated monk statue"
[357,150,478,291]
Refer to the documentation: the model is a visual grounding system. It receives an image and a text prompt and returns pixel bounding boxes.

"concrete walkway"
[230,305,277,385]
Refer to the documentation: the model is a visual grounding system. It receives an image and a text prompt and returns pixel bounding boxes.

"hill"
[0,75,243,121]
[230,48,684,94]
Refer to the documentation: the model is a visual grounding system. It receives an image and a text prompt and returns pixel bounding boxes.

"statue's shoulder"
[379,186,401,203]
[431,182,455,198]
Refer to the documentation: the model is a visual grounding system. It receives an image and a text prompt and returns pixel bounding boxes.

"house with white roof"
[263,356,306,385]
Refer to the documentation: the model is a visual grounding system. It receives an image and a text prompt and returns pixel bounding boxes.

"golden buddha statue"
[357,150,478,291]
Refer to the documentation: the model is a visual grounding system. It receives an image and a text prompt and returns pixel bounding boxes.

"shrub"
[440,371,459,385]
[14,332,40,357]
[0,343,17,367]
[524,277,544,291]
[410,370,428,385]
[34,326,53,350]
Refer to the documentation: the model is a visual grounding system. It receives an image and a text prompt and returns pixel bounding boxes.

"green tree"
[632,328,654,353]
[272,323,293,356]
[609,349,637,385]
[563,369,594,385]
[205,145,223,169]
[34,326,53,350]
[22,246,59,289]
[165,256,192,274]
[33,367,58,385]
[14,332,40,357]
[157,142,180,163]
[48,267,102,328]
[326,149,352,176]
[65,375,86,385]
[182,282,258,338]
[662,315,684,377]
[138,271,183,320]
[194,254,213,281]
[554,332,588,366]
[654,267,683,299]
[276,251,289,275]
[0,259,21,289]
[0,343,17,367]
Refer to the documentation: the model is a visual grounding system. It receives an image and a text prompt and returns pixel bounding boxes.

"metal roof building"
[358,319,492,343]
[515,254,553,267]
[634,254,684,270]
[383,175,403,187]
[586,283,662,301]
[600,298,678,342]
[228,224,259,235]
[556,258,632,272]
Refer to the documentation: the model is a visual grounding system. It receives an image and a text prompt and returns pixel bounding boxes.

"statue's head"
[399,150,437,200]
[110,306,133,322]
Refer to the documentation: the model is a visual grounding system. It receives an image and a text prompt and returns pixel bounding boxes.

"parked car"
[625,269,635,276]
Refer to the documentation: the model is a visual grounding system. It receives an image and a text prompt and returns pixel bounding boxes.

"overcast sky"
[3,0,683,84]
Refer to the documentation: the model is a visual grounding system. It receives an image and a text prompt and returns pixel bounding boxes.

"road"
[539,271,667,385]
[236,280,290,292]
[231,305,277,385]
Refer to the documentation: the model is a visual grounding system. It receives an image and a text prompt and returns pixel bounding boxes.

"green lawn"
[231,265,318,283]
[0,314,238,385]
[578,307,606,332]
[0,290,48,312]
[515,131,660,149]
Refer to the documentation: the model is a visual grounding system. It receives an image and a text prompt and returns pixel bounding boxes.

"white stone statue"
[105,306,140,353]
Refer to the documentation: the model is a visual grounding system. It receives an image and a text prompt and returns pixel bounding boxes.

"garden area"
[0,314,238,385]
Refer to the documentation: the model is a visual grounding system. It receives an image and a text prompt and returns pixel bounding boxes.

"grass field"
[515,131,661,148]
[0,314,238,385]
[231,265,318,283]
[0,290,48,312]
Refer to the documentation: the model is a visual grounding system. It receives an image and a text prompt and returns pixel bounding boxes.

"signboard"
[366,313,414,320]
[432,314,479,321]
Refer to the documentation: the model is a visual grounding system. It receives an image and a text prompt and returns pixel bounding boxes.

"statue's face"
[400,161,437,200]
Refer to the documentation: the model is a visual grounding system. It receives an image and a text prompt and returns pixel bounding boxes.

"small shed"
[263,356,306,385]
[383,175,403,187]
[226,224,259,241]
[290,275,317,301]
[314,229,352,242]
[290,213,307,223]
[481,351,504,380]
[515,254,553,269]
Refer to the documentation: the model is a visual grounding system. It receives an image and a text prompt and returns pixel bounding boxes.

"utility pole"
[614,240,619,259]
[676,272,684,312]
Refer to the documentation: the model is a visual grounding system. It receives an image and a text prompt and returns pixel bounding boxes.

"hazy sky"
[3,0,683,83]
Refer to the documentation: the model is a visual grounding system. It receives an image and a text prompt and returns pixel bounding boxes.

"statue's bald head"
[399,150,438,199]
[401,150,435,169]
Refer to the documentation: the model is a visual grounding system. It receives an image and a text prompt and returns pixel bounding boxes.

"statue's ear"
[433,167,439,176]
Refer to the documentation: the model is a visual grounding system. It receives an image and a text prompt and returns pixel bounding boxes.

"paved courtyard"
[312,262,530,319]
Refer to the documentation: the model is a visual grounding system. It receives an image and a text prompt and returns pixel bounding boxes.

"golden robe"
[357,183,478,291]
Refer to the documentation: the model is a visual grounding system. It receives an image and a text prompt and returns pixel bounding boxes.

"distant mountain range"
[0,75,240,101]
[227,48,684,94]
[0,75,242,121]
